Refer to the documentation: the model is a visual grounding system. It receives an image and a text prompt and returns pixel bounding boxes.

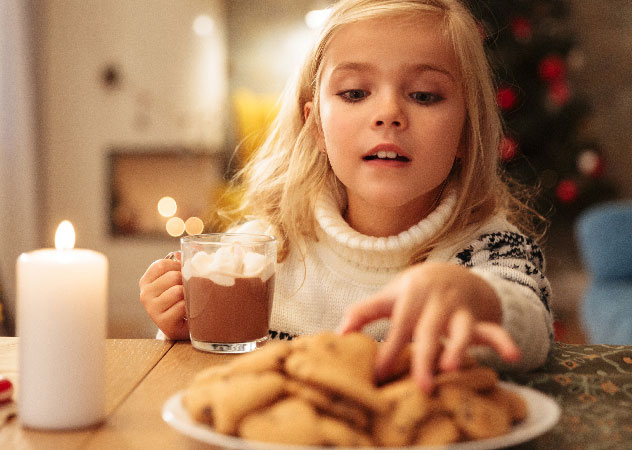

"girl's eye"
[338,89,369,102]
[410,92,443,104]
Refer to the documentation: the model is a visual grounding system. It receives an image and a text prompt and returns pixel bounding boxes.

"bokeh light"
[166,217,185,237]
[157,196,177,218]
[185,217,204,235]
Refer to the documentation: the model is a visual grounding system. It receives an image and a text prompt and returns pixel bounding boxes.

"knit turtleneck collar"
[312,187,457,273]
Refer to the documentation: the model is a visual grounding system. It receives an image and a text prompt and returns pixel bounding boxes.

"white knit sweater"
[235,188,554,372]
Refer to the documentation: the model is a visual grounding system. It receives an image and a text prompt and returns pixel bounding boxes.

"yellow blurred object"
[202,89,278,231]
[232,89,280,164]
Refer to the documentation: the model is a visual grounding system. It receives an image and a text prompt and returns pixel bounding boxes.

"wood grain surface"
[0,338,174,450]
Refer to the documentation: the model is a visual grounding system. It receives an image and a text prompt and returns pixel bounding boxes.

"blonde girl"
[140,0,554,391]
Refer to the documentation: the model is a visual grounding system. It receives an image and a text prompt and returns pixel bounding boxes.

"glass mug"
[173,233,276,353]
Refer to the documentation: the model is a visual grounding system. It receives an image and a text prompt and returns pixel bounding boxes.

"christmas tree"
[465,0,616,221]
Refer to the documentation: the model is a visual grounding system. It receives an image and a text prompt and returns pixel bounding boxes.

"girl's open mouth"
[363,144,412,163]
[363,151,410,162]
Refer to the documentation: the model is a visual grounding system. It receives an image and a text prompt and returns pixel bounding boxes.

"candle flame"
[55,220,76,250]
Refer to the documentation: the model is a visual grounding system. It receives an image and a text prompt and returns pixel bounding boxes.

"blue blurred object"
[575,202,632,344]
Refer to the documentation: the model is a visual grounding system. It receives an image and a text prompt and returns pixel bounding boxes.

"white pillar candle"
[16,221,108,429]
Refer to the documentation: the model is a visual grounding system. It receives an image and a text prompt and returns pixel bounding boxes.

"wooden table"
[0,338,228,449]
[1,338,631,449]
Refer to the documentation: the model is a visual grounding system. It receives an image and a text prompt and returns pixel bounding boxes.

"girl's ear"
[304,101,313,121]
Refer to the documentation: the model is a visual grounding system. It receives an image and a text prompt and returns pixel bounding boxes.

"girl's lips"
[363,144,412,162]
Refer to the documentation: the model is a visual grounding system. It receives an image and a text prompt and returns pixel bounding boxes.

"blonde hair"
[221,0,530,262]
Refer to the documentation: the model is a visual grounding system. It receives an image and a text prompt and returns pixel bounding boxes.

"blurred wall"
[0,1,39,336]
[226,0,331,94]
[35,0,228,337]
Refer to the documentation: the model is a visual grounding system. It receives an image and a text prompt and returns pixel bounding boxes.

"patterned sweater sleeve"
[451,231,554,371]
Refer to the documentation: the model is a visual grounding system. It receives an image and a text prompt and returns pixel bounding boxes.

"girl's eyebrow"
[407,63,456,81]
[329,61,373,74]
[328,61,455,81]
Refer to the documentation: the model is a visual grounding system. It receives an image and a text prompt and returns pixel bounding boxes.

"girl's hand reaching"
[138,253,189,340]
[338,262,521,392]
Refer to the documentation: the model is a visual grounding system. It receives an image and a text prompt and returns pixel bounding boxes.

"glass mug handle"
[164,251,181,262]
[164,251,186,323]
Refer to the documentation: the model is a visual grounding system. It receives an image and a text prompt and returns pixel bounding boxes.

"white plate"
[162,382,560,450]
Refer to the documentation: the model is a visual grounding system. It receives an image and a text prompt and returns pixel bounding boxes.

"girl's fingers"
[139,259,181,286]
[337,291,396,333]
[375,287,429,381]
[158,299,189,340]
[154,283,185,314]
[438,309,474,372]
[410,297,446,392]
[140,270,183,308]
[473,322,522,363]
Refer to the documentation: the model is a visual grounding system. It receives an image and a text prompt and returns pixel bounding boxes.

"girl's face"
[313,15,466,233]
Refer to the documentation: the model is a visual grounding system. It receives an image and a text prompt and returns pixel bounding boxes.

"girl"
[139,0,554,392]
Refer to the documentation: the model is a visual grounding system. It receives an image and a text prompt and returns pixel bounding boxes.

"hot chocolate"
[180,237,276,352]
[185,275,274,343]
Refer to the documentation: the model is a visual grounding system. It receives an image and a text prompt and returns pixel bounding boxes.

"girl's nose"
[375,119,402,127]
[373,94,406,129]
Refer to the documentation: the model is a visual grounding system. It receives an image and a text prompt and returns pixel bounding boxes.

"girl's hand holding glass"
[138,255,189,340]
[339,262,521,393]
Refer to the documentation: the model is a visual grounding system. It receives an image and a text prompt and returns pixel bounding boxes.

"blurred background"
[1,0,630,342]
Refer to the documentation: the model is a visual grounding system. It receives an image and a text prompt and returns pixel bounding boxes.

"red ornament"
[497,86,518,110]
[556,179,579,203]
[510,17,533,42]
[548,80,571,106]
[538,55,566,82]
[499,136,518,161]
[0,376,13,403]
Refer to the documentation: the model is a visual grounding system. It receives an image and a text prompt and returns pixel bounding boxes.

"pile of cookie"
[183,332,527,447]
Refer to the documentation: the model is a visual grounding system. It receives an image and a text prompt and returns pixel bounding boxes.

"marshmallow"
[182,243,272,285]
[242,251,266,277]
[189,251,215,278]
[209,245,242,275]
